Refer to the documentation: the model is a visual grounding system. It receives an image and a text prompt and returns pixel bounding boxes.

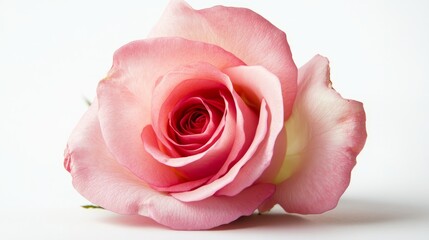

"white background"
[1,0,428,239]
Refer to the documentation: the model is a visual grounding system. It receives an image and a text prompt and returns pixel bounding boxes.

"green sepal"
[81,205,104,209]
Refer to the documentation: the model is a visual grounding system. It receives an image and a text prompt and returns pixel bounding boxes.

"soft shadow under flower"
[100,197,428,230]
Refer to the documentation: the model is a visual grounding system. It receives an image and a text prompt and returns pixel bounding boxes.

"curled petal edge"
[259,55,367,214]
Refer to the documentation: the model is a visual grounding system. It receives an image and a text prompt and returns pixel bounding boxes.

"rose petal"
[150,62,234,157]
[108,37,244,127]
[65,104,275,230]
[172,100,269,201]
[142,121,231,181]
[216,66,285,196]
[151,175,211,193]
[170,66,284,201]
[151,63,258,176]
[160,94,228,156]
[97,38,244,187]
[144,63,240,180]
[141,183,275,230]
[169,97,222,145]
[97,80,182,187]
[259,55,367,213]
[150,0,297,119]
[66,101,154,214]
[206,90,258,183]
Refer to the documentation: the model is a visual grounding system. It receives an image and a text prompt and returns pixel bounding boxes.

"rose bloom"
[64,0,366,230]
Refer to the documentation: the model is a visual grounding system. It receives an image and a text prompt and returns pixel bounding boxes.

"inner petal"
[168,96,224,144]
[152,77,229,158]
[145,62,240,182]
[182,110,207,134]
[142,90,236,180]
[166,91,227,156]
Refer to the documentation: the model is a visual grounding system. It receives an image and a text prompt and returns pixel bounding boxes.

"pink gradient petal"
[206,90,258,183]
[169,97,222,145]
[97,38,244,187]
[157,94,228,157]
[171,66,284,201]
[141,183,275,230]
[151,63,234,157]
[150,0,297,119]
[259,55,367,213]
[216,66,285,196]
[97,80,182,187]
[145,63,242,180]
[108,37,244,127]
[66,101,153,215]
[172,100,268,202]
[65,104,274,230]
[151,175,211,193]
[142,120,232,181]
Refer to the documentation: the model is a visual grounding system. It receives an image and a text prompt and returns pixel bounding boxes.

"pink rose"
[64,0,366,230]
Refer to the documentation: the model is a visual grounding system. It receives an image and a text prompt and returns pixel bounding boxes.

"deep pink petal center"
[168,94,225,150]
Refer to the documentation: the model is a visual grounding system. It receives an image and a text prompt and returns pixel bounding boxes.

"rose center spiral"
[175,105,209,135]
[166,94,225,150]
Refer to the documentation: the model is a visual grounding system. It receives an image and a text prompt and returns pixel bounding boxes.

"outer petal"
[150,0,297,119]
[97,80,181,187]
[260,55,367,213]
[65,101,153,214]
[107,37,244,127]
[141,183,274,230]
[64,103,274,230]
